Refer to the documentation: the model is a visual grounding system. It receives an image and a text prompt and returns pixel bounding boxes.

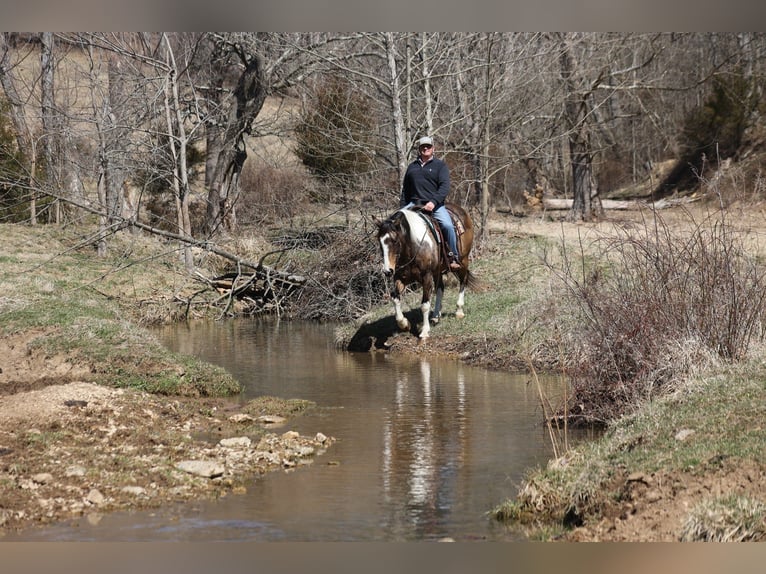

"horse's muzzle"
[383,268,393,277]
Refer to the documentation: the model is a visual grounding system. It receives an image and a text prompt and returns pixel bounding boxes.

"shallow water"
[8,319,588,541]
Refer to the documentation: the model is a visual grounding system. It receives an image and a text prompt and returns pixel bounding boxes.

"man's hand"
[423,201,435,212]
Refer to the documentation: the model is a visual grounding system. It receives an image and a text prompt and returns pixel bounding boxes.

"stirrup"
[448,252,461,270]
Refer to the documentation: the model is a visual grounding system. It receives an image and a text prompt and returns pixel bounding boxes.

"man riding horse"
[400,136,462,271]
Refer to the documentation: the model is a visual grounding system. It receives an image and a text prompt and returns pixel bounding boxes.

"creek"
[11,319,591,541]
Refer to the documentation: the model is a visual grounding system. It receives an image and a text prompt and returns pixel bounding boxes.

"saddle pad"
[447,208,465,236]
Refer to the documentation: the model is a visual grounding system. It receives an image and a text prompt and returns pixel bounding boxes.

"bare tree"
[161,33,195,270]
[558,33,601,221]
[0,33,37,223]
[202,34,266,236]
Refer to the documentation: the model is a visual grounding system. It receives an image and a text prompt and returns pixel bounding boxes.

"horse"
[376,202,478,340]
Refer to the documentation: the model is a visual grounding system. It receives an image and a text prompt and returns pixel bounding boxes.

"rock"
[281,430,300,440]
[675,429,695,441]
[315,432,328,443]
[65,465,87,477]
[31,472,54,485]
[626,472,651,484]
[645,489,662,503]
[294,445,315,457]
[176,460,225,478]
[121,486,147,496]
[229,414,254,423]
[86,488,105,505]
[218,436,252,449]
[253,451,281,465]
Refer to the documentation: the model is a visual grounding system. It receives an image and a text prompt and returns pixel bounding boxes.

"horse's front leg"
[418,275,434,339]
[392,279,410,332]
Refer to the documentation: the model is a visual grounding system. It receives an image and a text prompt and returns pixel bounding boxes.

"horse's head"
[376,211,406,277]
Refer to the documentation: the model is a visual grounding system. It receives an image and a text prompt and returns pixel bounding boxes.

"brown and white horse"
[376,202,478,339]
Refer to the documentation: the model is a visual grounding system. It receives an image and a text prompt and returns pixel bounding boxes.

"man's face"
[419,143,434,161]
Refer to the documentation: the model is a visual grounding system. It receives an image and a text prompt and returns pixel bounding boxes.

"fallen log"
[542,198,637,210]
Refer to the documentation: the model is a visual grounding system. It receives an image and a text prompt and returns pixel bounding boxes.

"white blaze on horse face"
[379,233,395,274]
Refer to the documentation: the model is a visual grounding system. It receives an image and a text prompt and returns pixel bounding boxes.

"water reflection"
[381,359,468,538]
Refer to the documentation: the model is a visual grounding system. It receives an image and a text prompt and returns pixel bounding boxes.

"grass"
[681,494,766,541]
[0,222,241,397]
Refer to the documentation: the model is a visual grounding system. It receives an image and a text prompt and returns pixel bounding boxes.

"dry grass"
[546,206,766,421]
[681,495,766,542]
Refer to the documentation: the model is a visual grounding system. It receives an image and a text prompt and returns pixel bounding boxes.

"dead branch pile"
[290,223,386,322]
[201,266,307,317]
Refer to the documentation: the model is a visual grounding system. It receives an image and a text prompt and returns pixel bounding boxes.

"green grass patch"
[0,222,242,398]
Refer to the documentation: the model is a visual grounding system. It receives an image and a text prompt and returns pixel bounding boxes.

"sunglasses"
[419,144,433,149]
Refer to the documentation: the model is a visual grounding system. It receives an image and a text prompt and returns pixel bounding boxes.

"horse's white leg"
[455,284,466,319]
[419,276,433,339]
[419,300,431,339]
[392,280,410,331]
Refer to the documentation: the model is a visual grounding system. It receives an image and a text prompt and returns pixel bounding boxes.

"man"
[400,136,461,270]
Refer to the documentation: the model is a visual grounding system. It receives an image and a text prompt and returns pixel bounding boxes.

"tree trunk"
[559,34,601,222]
[385,32,408,182]
[204,51,266,236]
[0,34,35,222]
[420,33,433,136]
[106,55,128,223]
[162,34,194,271]
[478,34,496,243]
[40,32,58,224]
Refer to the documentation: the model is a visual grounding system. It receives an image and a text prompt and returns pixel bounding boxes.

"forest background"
[2,32,763,255]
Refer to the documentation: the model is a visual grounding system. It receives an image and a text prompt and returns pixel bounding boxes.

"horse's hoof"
[455,310,465,319]
[397,320,410,331]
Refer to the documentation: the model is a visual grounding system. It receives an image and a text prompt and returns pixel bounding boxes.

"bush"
[551,208,766,421]
[237,164,315,226]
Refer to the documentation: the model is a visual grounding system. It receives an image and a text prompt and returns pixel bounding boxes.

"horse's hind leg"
[455,272,467,319]
[430,281,444,324]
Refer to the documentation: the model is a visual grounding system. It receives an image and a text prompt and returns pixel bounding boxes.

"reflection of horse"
[376,202,479,340]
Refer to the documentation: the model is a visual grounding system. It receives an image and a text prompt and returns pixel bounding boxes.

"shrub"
[289,217,385,322]
[551,208,766,421]
[237,164,315,226]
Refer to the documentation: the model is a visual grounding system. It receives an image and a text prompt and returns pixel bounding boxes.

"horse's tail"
[459,267,481,290]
